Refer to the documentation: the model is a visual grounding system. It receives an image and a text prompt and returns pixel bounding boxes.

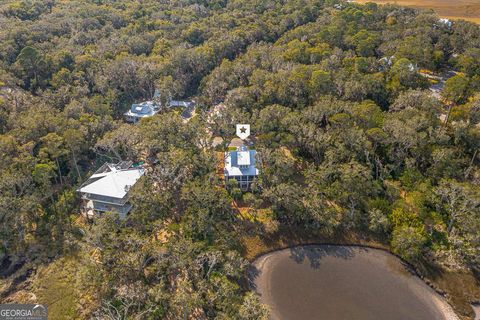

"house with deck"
[124,89,195,123]
[124,100,160,123]
[77,162,144,219]
[225,146,259,191]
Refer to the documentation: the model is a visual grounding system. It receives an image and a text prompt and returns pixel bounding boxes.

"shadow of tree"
[247,264,261,291]
[247,245,365,292]
[288,245,359,269]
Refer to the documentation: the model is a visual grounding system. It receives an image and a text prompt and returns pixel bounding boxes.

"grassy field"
[355,0,480,23]
[29,253,99,320]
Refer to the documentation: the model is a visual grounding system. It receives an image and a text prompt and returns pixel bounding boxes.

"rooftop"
[237,151,251,166]
[77,162,145,199]
[225,147,259,177]
[124,101,159,118]
[169,100,194,108]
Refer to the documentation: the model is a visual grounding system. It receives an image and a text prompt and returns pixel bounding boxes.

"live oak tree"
[1,1,480,318]
[443,74,472,105]
[434,180,480,266]
[15,46,50,91]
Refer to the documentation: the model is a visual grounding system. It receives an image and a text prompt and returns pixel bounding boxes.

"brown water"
[251,245,458,320]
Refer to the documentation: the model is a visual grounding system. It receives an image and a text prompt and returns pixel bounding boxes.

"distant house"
[169,99,196,120]
[125,88,195,123]
[379,55,418,72]
[225,146,259,191]
[77,162,145,219]
[379,56,394,68]
[155,89,195,109]
[124,101,160,123]
[169,100,195,108]
[438,18,452,28]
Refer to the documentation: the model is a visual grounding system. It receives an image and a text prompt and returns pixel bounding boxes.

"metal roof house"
[169,100,194,108]
[438,18,453,28]
[225,146,259,191]
[152,88,195,109]
[124,88,195,123]
[77,162,145,219]
[124,101,160,123]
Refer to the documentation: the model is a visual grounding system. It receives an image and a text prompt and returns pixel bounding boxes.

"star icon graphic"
[236,124,250,140]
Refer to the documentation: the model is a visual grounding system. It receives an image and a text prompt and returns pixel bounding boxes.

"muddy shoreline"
[250,245,460,320]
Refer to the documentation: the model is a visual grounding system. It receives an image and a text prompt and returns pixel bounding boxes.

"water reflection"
[288,245,359,269]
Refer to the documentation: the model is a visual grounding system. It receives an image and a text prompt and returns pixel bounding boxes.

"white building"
[169,100,195,108]
[77,162,145,219]
[124,88,195,123]
[124,101,160,123]
[225,146,259,191]
[438,18,452,28]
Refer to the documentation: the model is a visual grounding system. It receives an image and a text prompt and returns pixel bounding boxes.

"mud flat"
[473,304,480,320]
[251,245,459,320]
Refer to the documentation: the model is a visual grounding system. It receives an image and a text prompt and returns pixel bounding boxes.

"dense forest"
[0,0,479,319]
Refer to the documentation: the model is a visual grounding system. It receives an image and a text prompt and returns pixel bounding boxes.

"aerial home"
[124,89,195,123]
[169,99,196,120]
[225,145,259,191]
[77,162,145,219]
[124,100,160,123]
[169,99,195,108]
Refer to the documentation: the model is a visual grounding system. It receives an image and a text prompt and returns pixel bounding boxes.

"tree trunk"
[110,146,122,162]
[72,150,81,182]
[33,70,38,91]
[465,149,478,179]
[56,157,63,185]
[444,102,454,125]
[447,218,455,236]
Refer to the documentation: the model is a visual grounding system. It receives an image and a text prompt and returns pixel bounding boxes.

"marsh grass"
[355,0,480,23]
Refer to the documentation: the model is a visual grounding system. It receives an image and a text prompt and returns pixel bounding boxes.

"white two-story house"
[77,162,145,219]
[225,146,259,191]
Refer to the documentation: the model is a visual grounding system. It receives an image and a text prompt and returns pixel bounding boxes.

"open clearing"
[354,0,480,23]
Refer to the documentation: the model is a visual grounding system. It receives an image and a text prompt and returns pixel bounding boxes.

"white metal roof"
[124,101,159,118]
[225,149,259,177]
[237,151,251,166]
[169,100,194,108]
[78,168,144,199]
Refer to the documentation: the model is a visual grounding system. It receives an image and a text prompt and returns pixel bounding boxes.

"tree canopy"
[1,0,480,318]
